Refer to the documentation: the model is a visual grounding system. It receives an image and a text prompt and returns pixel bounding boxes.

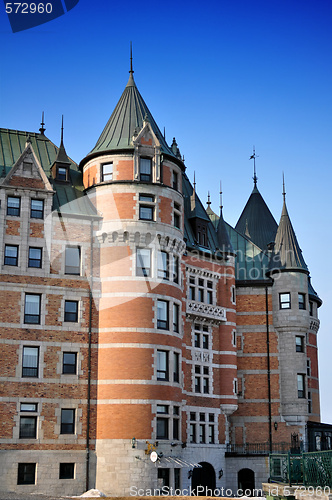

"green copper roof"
[83,73,179,165]
[0,128,98,218]
[235,184,278,250]
[270,199,308,273]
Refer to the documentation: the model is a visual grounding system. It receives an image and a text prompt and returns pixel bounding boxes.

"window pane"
[20,417,37,438]
[24,295,40,324]
[61,409,75,434]
[136,248,151,276]
[4,245,18,266]
[139,205,154,220]
[173,353,180,383]
[157,351,168,380]
[31,199,44,219]
[298,293,306,310]
[139,194,154,203]
[157,300,168,329]
[63,352,77,374]
[280,293,291,309]
[59,463,75,479]
[58,167,67,180]
[28,247,42,268]
[157,417,168,439]
[140,158,152,181]
[64,301,78,322]
[102,163,113,181]
[158,251,169,279]
[173,303,179,332]
[22,347,39,377]
[20,403,38,412]
[17,463,36,485]
[65,247,80,275]
[7,196,20,216]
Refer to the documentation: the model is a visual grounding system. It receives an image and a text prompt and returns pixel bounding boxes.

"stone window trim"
[154,347,181,384]
[192,322,212,351]
[232,329,237,348]
[134,246,181,284]
[23,293,42,325]
[153,401,181,442]
[55,406,82,439]
[295,335,305,353]
[298,293,306,310]
[57,348,82,378]
[28,247,43,269]
[231,285,236,305]
[297,373,306,399]
[186,265,220,306]
[16,343,45,380]
[101,162,113,182]
[155,296,182,335]
[233,378,238,396]
[138,193,155,221]
[7,195,21,217]
[13,400,44,441]
[64,245,81,276]
[30,198,44,219]
[136,247,151,277]
[64,299,79,323]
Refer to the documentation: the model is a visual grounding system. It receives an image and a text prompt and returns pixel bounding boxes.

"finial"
[60,115,64,144]
[207,191,211,207]
[129,41,134,74]
[249,146,259,187]
[163,127,166,140]
[282,172,286,202]
[39,111,46,135]
[193,171,196,193]
[219,181,223,211]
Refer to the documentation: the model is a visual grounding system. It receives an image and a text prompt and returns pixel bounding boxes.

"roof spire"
[39,111,46,135]
[61,114,64,145]
[193,171,196,193]
[219,181,223,212]
[53,115,71,166]
[249,146,259,187]
[129,41,134,75]
[207,191,211,207]
[282,172,286,203]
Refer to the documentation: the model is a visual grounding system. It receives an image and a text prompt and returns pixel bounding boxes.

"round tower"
[80,68,186,495]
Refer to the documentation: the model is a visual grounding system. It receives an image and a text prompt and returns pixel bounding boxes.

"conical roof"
[270,199,308,272]
[81,72,179,167]
[235,184,278,250]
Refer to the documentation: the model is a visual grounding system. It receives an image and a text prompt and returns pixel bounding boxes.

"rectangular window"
[63,352,77,375]
[140,158,152,182]
[173,406,180,440]
[207,290,213,305]
[139,204,154,220]
[22,346,39,377]
[174,468,181,490]
[173,171,178,190]
[20,403,38,412]
[174,211,180,229]
[59,463,75,480]
[297,374,305,398]
[296,336,304,353]
[158,251,169,280]
[190,423,196,443]
[208,424,215,444]
[308,391,312,414]
[173,303,179,333]
[279,292,291,309]
[157,350,169,381]
[61,409,75,434]
[57,166,68,181]
[7,196,20,216]
[157,468,170,487]
[298,293,306,310]
[307,359,311,376]
[136,248,151,277]
[102,162,113,182]
[30,199,44,219]
[17,463,36,485]
[4,245,18,266]
[202,334,209,349]
[64,300,78,322]
[199,424,206,443]
[173,352,180,383]
[157,300,169,330]
[24,294,41,324]
[19,416,37,439]
[156,405,168,440]
[173,256,179,283]
[189,286,195,300]
[28,247,42,268]
[65,246,81,275]
[309,301,314,316]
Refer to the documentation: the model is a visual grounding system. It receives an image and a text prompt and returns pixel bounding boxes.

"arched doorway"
[192,462,216,495]
[238,468,255,496]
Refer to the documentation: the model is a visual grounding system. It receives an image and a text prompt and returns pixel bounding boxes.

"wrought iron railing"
[226,442,290,455]
[270,450,332,487]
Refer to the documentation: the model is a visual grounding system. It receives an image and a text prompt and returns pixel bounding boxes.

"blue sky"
[1,0,332,422]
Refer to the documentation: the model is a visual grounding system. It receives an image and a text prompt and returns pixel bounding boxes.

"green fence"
[270,450,332,487]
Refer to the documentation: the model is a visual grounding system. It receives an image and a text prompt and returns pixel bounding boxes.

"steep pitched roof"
[0,128,98,218]
[81,72,182,168]
[270,199,308,273]
[235,185,278,250]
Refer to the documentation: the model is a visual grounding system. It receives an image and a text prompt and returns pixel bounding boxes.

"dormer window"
[140,158,152,182]
[57,166,68,181]
[102,162,113,182]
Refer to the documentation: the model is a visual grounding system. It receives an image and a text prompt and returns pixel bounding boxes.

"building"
[0,62,329,496]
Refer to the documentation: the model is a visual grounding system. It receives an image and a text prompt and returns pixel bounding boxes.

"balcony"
[226,442,291,456]
[186,300,226,325]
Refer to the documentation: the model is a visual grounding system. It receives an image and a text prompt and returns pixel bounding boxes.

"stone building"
[0,63,328,496]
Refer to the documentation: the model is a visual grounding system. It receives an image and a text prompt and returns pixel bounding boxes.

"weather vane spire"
[130,41,134,74]
[219,181,223,211]
[61,114,64,144]
[282,172,286,202]
[249,146,259,187]
[39,111,46,135]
